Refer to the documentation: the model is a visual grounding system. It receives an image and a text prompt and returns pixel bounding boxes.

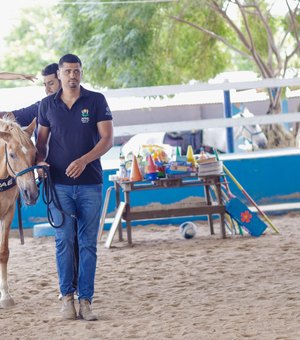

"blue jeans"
[50,184,102,302]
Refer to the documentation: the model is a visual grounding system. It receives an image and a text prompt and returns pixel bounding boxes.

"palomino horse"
[121,108,268,157]
[0,116,38,308]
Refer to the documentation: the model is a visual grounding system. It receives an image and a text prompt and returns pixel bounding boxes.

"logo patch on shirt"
[105,106,112,116]
[81,109,89,123]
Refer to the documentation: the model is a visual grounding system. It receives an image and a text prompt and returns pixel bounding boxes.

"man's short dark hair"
[58,54,82,67]
[41,63,59,77]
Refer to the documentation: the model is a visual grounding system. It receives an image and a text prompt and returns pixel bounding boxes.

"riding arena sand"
[2,211,300,340]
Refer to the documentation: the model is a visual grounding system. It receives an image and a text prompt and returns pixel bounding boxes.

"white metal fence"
[108,78,300,138]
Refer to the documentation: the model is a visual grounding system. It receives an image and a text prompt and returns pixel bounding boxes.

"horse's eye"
[9,153,16,160]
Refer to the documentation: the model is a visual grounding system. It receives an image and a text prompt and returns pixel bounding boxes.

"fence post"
[223,88,234,153]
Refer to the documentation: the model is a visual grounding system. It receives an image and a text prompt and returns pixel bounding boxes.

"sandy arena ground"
[1,212,300,340]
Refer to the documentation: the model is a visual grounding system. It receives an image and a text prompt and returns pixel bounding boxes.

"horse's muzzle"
[257,139,268,149]
[20,188,39,206]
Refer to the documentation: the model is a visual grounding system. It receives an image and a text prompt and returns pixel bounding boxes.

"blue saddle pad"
[225,197,267,237]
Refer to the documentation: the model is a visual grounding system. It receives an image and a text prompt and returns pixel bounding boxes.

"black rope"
[5,144,76,228]
[37,166,77,228]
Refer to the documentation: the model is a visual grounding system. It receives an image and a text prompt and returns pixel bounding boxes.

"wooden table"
[105,175,226,246]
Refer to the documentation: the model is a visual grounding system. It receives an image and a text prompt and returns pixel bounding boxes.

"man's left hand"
[66,159,87,179]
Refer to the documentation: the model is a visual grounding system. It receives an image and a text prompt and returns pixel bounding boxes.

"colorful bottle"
[199,147,208,161]
[119,152,127,179]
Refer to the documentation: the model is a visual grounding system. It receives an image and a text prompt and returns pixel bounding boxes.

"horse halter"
[4,143,39,179]
[4,144,73,228]
[239,112,265,145]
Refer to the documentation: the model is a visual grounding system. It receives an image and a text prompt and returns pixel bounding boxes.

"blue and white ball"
[179,222,197,239]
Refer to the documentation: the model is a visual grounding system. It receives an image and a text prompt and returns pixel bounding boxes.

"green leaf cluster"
[1,0,299,90]
[0,0,232,88]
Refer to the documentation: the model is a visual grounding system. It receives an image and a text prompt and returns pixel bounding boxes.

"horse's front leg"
[0,210,15,308]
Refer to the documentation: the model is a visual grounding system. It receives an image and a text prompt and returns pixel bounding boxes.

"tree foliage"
[1,0,299,98]
[0,6,65,87]
[55,0,233,88]
[171,0,300,113]
[1,0,231,88]
[1,0,299,148]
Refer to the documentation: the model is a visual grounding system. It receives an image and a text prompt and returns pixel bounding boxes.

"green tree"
[56,0,232,88]
[2,0,230,88]
[2,0,299,105]
[171,0,300,114]
[170,0,300,147]
[0,0,233,89]
[0,6,65,87]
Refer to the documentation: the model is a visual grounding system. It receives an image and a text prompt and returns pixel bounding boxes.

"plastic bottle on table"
[119,152,127,179]
[199,147,208,161]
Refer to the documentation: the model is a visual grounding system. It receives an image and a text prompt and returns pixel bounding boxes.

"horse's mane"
[0,115,32,147]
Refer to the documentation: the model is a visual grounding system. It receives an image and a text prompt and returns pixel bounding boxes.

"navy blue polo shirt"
[13,102,40,139]
[38,86,113,185]
[13,102,39,126]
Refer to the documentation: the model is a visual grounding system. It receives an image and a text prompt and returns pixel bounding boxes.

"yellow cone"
[186,145,196,166]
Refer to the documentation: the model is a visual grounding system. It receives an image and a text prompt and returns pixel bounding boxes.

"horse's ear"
[23,118,36,137]
[3,112,16,121]
[243,108,253,117]
[0,131,12,143]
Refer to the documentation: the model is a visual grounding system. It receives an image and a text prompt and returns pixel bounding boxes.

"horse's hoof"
[0,298,15,308]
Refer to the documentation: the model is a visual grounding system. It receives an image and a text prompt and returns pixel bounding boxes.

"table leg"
[204,183,214,235]
[126,219,132,245]
[124,191,133,245]
[215,180,226,239]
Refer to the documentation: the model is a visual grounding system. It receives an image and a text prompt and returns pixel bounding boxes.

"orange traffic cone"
[130,155,143,182]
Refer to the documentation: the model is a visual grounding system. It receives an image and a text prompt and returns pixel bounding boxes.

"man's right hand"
[36,161,50,179]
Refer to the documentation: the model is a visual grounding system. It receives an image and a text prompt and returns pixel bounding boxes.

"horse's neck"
[202,127,242,153]
[202,128,227,153]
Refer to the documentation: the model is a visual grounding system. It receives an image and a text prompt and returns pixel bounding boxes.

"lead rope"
[37,166,77,228]
[5,144,76,229]
[17,195,24,245]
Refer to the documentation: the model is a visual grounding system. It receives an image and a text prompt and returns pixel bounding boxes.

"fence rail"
[114,112,300,137]
[104,77,300,97]
[108,77,300,139]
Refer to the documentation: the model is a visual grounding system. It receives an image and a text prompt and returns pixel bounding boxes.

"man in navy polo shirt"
[36,54,113,321]
[1,63,79,296]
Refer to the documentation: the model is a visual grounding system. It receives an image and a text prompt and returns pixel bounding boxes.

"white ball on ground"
[179,222,197,239]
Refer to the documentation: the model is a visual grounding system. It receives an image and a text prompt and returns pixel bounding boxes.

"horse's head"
[233,108,268,150]
[0,117,38,205]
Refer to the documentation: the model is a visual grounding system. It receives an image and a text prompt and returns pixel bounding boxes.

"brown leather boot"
[79,299,98,321]
[61,293,77,320]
